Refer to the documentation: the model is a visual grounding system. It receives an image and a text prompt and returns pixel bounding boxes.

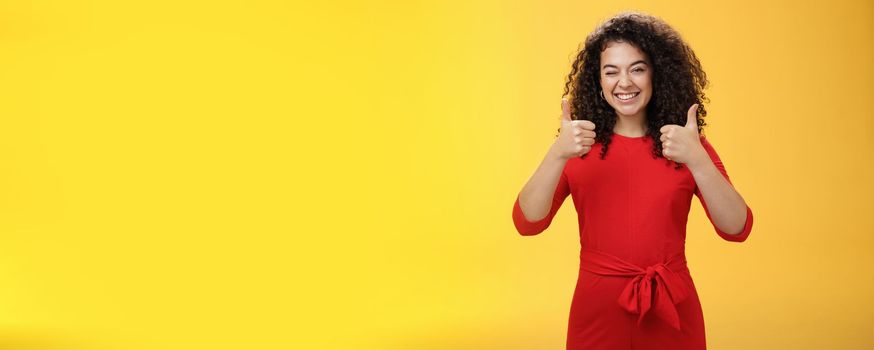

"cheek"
[636,79,653,97]
[633,75,652,89]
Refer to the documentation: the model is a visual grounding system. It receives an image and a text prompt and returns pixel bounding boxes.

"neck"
[613,112,647,137]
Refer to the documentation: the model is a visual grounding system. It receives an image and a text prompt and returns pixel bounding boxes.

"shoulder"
[698,134,723,160]
[699,134,714,149]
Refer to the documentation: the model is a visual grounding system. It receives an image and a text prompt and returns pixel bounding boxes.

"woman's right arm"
[512,99,596,235]
[515,146,570,223]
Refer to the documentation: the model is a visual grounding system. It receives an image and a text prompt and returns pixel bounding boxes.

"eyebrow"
[602,60,648,70]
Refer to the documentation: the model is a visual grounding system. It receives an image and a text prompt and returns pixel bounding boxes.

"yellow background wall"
[0,0,871,349]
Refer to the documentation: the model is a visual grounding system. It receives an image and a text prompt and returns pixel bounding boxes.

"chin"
[615,106,644,117]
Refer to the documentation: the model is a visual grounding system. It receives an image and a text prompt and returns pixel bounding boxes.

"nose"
[618,72,634,88]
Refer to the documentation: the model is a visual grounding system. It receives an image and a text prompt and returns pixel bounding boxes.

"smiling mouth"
[614,92,640,101]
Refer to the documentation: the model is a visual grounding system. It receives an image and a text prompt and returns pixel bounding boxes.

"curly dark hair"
[561,11,710,168]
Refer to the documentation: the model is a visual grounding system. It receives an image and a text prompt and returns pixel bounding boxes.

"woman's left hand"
[659,104,709,166]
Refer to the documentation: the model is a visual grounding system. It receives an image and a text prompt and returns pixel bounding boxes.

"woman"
[511,11,754,349]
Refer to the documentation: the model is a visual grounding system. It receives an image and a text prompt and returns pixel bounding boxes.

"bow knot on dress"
[580,248,690,330]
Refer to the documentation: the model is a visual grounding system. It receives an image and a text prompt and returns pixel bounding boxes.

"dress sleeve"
[512,167,571,236]
[693,136,754,243]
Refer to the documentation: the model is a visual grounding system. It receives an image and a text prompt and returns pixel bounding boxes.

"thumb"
[685,104,699,131]
[561,98,572,123]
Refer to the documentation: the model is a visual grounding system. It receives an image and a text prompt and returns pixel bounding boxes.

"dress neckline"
[612,132,648,140]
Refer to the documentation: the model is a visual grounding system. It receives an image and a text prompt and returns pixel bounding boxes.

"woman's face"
[599,40,653,120]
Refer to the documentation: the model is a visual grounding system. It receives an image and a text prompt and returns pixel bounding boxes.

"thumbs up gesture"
[552,98,597,159]
[658,104,708,166]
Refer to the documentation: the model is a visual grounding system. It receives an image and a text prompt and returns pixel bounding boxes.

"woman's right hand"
[552,98,597,159]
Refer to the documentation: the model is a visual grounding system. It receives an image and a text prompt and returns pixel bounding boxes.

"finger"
[659,125,673,134]
[685,104,699,130]
[660,134,668,142]
[561,98,572,123]
[572,119,596,131]
[580,130,596,138]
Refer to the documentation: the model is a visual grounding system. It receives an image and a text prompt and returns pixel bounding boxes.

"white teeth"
[615,92,639,100]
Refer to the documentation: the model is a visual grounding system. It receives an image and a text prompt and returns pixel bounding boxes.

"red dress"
[512,134,753,350]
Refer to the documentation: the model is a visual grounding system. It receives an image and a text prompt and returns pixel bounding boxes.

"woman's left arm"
[686,144,749,236]
[660,104,752,240]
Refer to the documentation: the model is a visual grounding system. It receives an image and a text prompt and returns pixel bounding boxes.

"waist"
[579,247,691,330]
[579,248,689,277]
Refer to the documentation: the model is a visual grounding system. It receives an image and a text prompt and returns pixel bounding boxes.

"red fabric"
[580,247,689,331]
[512,134,753,349]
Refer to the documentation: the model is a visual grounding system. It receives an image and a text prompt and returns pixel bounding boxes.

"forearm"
[687,155,749,235]
[518,144,568,221]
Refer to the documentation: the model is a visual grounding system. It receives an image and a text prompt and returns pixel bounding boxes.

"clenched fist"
[553,98,597,159]
[659,103,708,166]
